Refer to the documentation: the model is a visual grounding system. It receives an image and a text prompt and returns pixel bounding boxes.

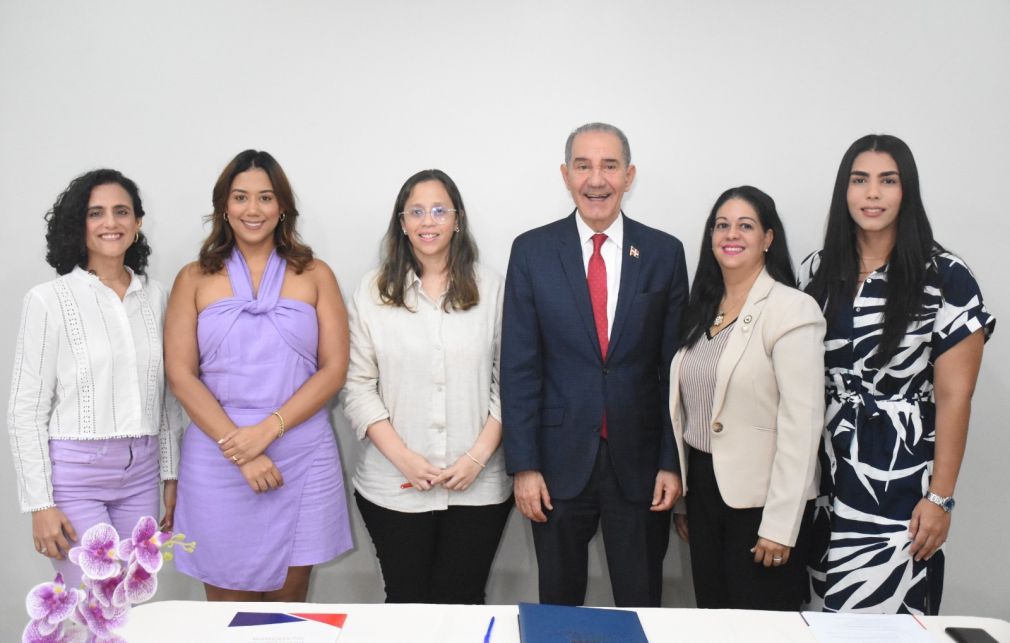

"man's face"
[561,130,636,232]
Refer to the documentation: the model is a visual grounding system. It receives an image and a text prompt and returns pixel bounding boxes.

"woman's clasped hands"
[218,421,283,493]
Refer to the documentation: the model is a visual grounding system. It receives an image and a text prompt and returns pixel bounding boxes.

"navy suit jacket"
[501,212,688,503]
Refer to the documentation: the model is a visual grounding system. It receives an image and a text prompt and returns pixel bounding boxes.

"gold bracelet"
[465,450,486,469]
[272,411,286,439]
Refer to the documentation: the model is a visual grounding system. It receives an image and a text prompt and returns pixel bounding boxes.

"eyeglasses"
[399,206,457,223]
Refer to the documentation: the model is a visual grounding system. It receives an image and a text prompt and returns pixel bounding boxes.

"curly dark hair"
[44,169,150,275]
[199,149,314,274]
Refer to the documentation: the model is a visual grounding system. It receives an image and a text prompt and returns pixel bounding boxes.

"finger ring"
[772,555,782,562]
[40,546,48,554]
[232,455,239,463]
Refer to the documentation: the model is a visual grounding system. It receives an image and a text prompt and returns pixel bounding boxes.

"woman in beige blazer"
[670,186,825,610]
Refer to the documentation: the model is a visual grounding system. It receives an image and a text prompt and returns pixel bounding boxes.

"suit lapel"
[711,269,775,418]
[608,216,641,359]
[557,212,604,360]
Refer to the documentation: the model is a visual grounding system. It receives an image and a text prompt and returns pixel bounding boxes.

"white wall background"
[2,0,1008,637]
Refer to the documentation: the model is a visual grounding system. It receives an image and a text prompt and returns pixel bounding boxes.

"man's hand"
[651,470,681,511]
[514,470,552,523]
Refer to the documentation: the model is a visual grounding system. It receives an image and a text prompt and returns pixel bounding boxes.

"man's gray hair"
[564,122,631,167]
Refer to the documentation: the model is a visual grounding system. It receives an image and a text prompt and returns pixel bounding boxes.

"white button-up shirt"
[7,267,183,512]
[341,264,510,512]
[575,212,623,337]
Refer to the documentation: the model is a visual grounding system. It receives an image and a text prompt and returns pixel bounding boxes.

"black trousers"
[531,440,671,607]
[355,491,513,604]
[685,449,814,610]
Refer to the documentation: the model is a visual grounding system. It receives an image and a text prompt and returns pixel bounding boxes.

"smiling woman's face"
[84,182,139,267]
[710,197,772,274]
[225,168,281,248]
[847,150,903,236]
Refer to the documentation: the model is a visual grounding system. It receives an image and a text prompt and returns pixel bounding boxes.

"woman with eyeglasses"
[800,135,994,615]
[669,186,825,610]
[165,150,352,601]
[8,169,181,588]
[341,169,512,604]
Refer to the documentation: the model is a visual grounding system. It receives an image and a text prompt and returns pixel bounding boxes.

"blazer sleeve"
[501,237,544,474]
[658,239,689,473]
[7,289,60,512]
[758,292,826,546]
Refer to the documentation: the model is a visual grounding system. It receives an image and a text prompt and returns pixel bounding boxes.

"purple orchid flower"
[117,515,169,573]
[83,571,126,609]
[68,523,121,580]
[71,594,128,640]
[22,619,88,643]
[113,559,158,605]
[25,573,81,636]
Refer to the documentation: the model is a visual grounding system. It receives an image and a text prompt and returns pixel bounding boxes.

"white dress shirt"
[575,212,623,336]
[7,267,184,512]
[341,264,511,512]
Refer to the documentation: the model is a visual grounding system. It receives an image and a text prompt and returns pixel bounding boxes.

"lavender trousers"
[48,436,160,588]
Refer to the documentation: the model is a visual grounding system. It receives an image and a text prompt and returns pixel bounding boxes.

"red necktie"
[588,233,609,438]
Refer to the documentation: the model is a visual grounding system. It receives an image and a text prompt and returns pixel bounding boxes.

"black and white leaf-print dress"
[798,250,995,615]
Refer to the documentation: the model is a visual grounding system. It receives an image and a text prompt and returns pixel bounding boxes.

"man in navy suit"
[502,123,688,607]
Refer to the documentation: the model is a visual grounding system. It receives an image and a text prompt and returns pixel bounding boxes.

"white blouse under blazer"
[7,267,183,512]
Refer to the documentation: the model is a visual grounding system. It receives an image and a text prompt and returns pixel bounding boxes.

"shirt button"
[436,386,444,392]
[865,278,871,284]
[712,422,723,433]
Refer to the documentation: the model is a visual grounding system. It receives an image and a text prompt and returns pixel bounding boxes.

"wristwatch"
[925,491,955,512]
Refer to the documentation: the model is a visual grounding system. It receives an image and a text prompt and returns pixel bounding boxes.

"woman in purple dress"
[165,150,352,601]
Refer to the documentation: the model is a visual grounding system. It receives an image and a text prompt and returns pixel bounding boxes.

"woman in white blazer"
[670,186,825,610]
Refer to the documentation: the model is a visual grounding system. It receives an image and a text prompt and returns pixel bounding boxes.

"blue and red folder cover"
[518,602,649,642]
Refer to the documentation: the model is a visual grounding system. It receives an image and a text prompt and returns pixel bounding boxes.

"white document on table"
[802,611,931,643]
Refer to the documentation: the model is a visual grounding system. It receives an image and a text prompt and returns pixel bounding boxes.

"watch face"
[943,498,956,512]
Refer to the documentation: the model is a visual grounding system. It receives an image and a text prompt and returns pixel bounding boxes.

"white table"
[118,601,1010,642]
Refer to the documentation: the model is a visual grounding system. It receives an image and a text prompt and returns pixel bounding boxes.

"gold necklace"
[88,267,129,285]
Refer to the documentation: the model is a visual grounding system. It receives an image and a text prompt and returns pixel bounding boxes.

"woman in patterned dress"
[800,134,995,614]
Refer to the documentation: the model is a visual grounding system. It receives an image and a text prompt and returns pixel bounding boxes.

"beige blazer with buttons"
[669,269,826,547]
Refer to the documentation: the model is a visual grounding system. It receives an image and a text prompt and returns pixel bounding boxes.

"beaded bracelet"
[272,411,286,439]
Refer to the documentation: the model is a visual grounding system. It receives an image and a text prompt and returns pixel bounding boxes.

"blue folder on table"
[517,602,649,642]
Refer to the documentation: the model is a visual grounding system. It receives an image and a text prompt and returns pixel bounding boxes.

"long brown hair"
[198,149,314,274]
[377,169,479,312]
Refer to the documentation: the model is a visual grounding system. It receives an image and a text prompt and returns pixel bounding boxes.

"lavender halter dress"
[174,249,352,591]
